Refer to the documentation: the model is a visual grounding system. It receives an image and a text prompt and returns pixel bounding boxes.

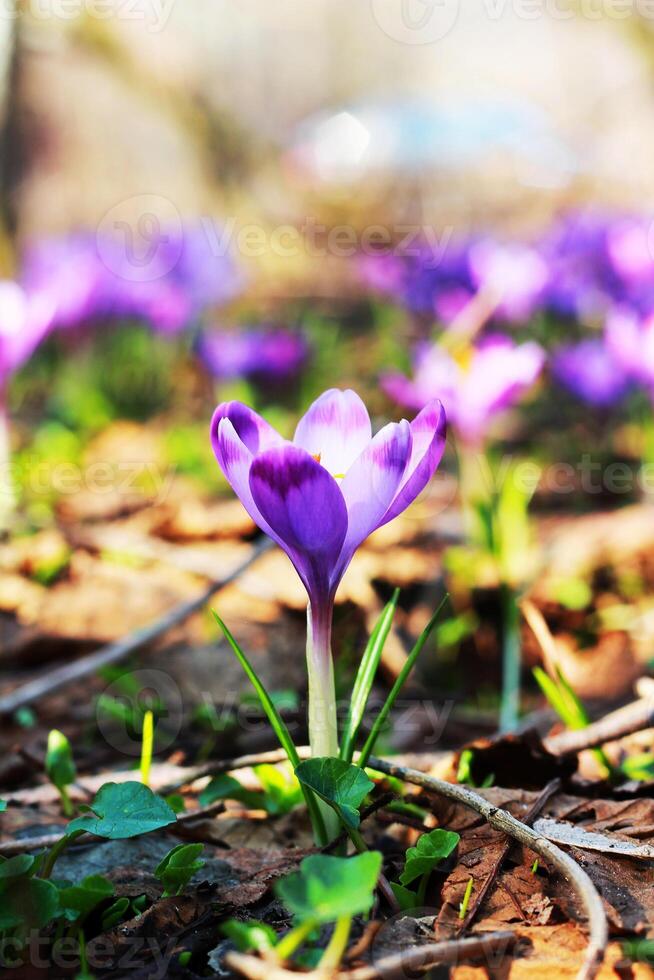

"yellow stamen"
[453,346,473,373]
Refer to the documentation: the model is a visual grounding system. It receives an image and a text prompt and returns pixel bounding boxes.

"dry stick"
[544,698,654,757]
[0,799,226,856]
[457,777,561,934]
[341,930,518,980]
[158,746,313,796]
[520,598,560,679]
[522,599,654,756]
[365,755,608,980]
[0,537,273,717]
[226,931,517,980]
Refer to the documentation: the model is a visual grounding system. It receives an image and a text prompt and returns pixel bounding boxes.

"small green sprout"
[398,828,460,906]
[533,666,612,776]
[155,843,205,897]
[274,852,382,968]
[459,876,474,920]
[222,918,277,953]
[139,710,154,787]
[45,729,76,817]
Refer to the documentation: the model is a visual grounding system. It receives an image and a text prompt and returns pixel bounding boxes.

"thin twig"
[520,598,560,678]
[0,537,272,716]
[158,745,313,796]
[544,698,654,757]
[226,930,517,980]
[457,778,561,933]
[0,799,226,856]
[366,756,608,980]
[341,930,518,980]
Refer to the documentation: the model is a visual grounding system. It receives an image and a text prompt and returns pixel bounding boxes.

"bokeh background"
[3,0,654,766]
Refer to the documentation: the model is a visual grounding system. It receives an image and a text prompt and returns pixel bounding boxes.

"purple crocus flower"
[0,281,54,391]
[20,222,242,335]
[0,280,54,522]
[382,335,544,446]
[20,233,106,330]
[198,328,308,384]
[605,308,654,394]
[552,337,630,406]
[210,389,446,772]
[467,241,549,323]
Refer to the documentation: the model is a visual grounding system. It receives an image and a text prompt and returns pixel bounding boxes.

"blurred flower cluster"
[363,210,654,442]
[6,207,654,425]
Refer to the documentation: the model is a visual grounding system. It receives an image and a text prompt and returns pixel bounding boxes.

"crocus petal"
[211,401,284,458]
[334,420,412,582]
[249,445,348,598]
[293,388,372,475]
[212,418,282,546]
[380,400,446,526]
[210,402,285,544]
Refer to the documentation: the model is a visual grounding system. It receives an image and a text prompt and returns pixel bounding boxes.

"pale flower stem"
[0,395,15,534]
[306,599,340,838]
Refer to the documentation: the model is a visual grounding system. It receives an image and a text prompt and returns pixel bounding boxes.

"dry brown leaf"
[453,926,654,979]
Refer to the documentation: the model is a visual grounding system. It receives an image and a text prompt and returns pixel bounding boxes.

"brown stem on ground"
[544,698,654,757]
[365,755,608,980]
[457,778,561,934]
[226,930,518,980]
[340,929,519,980]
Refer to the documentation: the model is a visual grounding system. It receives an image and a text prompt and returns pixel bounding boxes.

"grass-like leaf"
[533,665,612,775]
[212,610,327,844]
[340,589,399,764]
[357,595,448,769]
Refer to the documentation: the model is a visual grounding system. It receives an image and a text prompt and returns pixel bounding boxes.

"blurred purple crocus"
[552,337,630,407]
[210,389,446,775]
[20,222,242,335]
[467,241,549,323]
[0,281,53,391]
[0,281,54,523]
[383,335,544,446]
[198,328,308,385]
[606,308,654,395]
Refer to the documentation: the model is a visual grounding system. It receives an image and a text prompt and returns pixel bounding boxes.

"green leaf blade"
[358,595,448,769]
[340,590,399,763]
[212,610,327,844]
